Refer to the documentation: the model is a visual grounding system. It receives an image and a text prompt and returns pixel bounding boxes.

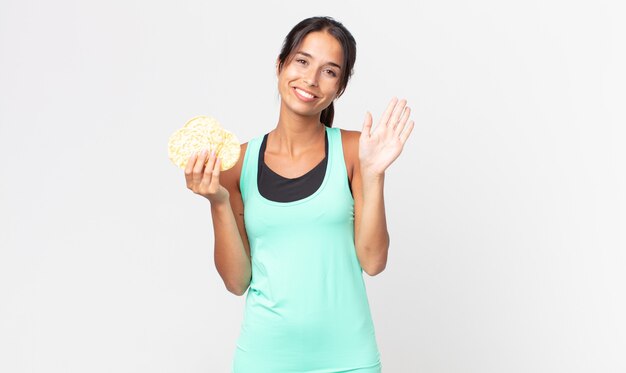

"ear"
[275,57,281,76]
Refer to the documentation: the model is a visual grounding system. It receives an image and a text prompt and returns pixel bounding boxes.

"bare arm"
[348,98,415,276]
[351,155,389,276]
[185,145,251,296]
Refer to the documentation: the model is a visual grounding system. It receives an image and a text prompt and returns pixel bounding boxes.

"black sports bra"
[257,132,328,202]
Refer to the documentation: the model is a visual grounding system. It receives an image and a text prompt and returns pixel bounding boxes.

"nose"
[303,71,318,87]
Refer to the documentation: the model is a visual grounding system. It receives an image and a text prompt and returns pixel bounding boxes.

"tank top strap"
[326,127,349,188]
[239,133,263,203]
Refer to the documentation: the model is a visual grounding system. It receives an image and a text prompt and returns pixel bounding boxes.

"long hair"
[277,16,357,127]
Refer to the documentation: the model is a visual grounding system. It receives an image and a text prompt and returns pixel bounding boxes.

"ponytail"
[320,102,335,127]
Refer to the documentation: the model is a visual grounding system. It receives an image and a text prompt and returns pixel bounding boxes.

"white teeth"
[295,88,314,99]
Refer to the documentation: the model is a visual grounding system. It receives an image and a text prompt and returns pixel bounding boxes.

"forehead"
[297,31,343,65]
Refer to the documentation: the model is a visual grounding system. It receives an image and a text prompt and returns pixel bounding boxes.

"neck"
[270,105,326,157]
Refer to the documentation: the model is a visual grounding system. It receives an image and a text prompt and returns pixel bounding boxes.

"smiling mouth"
[293,87,317,99]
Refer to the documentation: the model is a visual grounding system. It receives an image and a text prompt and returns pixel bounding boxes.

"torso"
[232,126,380,370]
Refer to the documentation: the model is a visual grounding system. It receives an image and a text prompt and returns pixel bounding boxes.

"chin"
[282,98,321,117]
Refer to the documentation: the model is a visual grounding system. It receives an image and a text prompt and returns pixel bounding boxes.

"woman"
[185,16,414,373]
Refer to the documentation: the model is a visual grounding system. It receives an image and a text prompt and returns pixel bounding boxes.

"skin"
[184,31,414,296]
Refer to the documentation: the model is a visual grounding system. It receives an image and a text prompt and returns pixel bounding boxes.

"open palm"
[359,97,415,176]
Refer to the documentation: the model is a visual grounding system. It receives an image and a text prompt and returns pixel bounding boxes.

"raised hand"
[184,149,230,205]
[359,97,415,177]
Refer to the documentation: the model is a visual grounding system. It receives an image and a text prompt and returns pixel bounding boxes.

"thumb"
[361,111,373,137]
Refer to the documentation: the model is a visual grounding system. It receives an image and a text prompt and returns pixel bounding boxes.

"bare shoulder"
[339,128,360,140]
[339,129,360,151]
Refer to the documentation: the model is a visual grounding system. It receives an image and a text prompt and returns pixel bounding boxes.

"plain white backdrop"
[1,0,625,372]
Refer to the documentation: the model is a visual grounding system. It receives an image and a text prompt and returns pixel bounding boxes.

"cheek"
[324,81,341,97]
[276,73,290,91]
[278,68,297,86]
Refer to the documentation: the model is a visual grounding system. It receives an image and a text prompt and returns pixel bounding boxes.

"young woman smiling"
[185,16,414,373]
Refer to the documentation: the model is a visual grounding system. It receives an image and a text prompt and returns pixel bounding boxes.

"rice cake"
[168,115,240,171]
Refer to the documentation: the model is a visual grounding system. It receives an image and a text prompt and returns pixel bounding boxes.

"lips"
[292,87,318,102]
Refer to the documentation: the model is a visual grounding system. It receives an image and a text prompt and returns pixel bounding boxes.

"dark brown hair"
[277,16,357,127]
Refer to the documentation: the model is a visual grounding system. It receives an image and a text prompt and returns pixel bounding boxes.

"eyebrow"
[296,51,342,70]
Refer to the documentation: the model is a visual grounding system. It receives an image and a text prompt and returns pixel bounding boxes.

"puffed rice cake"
[168,115,240,171]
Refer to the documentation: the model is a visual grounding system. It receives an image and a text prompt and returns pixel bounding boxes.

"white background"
[1,0,625,372]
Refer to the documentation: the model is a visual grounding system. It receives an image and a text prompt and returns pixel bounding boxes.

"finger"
[399,120,415,144]
[193,149,209,183]
[184,151,199,186]
[204,150,219,181]
[394,106,411,135]
[378,97,399,127]
[200,150,217,188]
[388,98,407,128]
[209,157,222,190]
[361,111,373,137]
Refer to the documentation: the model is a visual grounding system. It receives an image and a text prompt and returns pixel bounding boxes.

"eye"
[324,69,338,77]
[295,59,307,65]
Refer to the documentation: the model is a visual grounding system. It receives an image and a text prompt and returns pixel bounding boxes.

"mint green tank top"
[232,127,382,373]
